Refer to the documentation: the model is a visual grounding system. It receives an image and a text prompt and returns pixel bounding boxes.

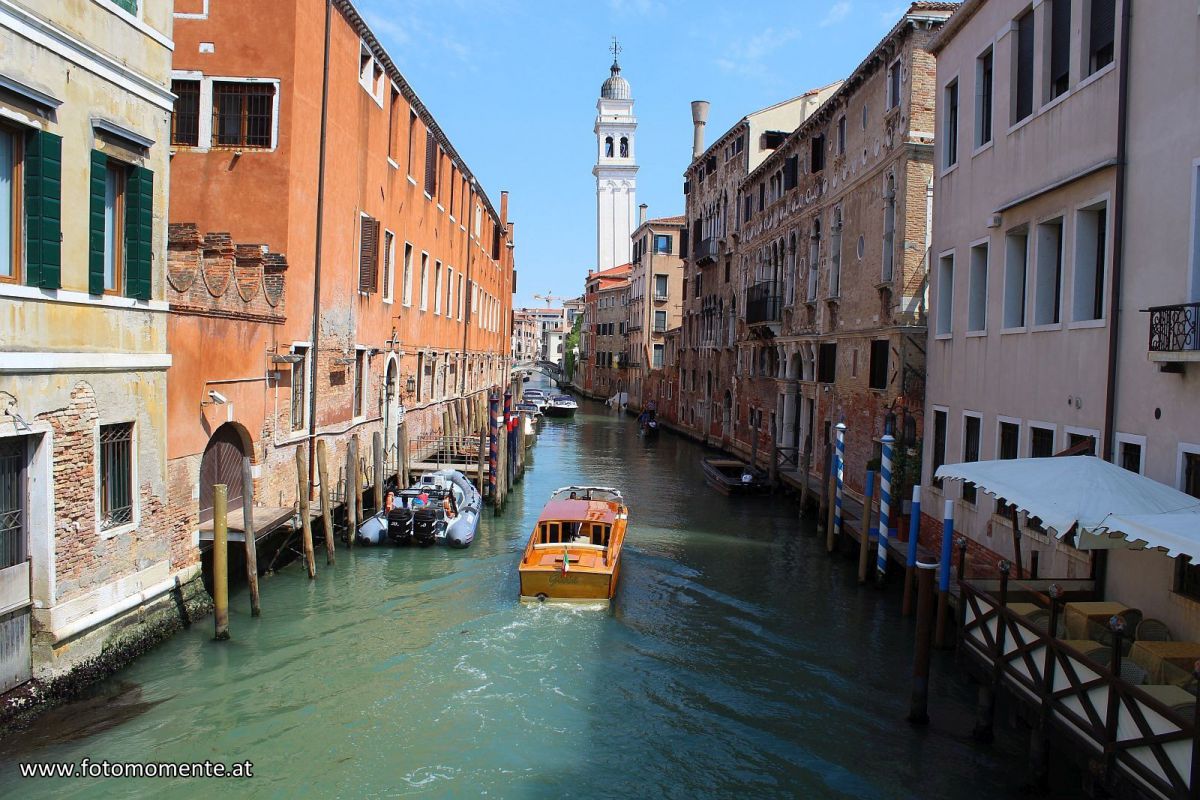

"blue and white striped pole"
[902,485,922,615]
[935,499,956,648]
[875,433,894,584]
[833,422,846,541]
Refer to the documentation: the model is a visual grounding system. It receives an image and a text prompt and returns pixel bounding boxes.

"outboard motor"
[413,507,438,547]
[387,507,414,545]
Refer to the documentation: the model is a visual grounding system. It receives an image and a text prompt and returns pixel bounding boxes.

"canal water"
[2,382,1038,798]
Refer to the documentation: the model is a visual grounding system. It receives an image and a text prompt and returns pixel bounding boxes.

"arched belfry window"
[605,137,614,157]
[620,137,629,158]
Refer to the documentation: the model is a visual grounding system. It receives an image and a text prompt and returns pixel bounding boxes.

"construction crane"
[532,292,566,307]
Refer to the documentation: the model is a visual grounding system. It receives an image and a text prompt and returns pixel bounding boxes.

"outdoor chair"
[1135,618,1173,642]
[1026,609,1051,634]
[1091,608,1143,656]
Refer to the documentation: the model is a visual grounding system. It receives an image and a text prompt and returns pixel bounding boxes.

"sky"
[356,0,920,309]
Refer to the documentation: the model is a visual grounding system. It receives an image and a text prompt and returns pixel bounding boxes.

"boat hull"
[701,458,770,495]
[543,406,576,417]
[519,557,619,602]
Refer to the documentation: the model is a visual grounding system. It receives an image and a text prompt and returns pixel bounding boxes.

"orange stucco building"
[165,0,514,532]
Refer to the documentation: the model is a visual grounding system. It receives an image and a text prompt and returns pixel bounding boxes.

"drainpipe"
[460,179,475,398]
[306,0,334,485]
[1102,0,1132,463]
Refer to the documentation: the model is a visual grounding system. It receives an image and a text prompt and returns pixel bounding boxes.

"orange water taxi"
[518,486,628,603]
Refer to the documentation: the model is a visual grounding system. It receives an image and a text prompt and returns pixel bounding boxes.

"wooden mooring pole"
[934,499,955,648]
[212,484,230,641]
[345,438,358,549]
[295,446,316,579]
[907,561,937,725]
[399,421,410,489]
[240,456,261,616]
[768,417,778,489]
[372,431,384,513]
[477,429,486,498]
[902,485,922,617]
[316,439,335,565]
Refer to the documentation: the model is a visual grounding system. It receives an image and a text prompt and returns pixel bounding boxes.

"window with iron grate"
[99,423,133,530]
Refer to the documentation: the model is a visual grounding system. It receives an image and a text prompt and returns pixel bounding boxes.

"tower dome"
[601,61,631,100]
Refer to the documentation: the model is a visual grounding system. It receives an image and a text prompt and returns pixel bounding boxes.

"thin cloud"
[608,0,667,16]
[878,4,908,25]
[821,1,852,27]
[717,27,802,78]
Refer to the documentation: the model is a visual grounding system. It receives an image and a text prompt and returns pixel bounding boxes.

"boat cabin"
[535,500,617,548]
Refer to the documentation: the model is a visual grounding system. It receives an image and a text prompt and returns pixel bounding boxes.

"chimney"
[690,100,710,160]
[638,204,648,226]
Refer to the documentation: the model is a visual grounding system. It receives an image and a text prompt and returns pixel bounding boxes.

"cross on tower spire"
[610,37,622,67]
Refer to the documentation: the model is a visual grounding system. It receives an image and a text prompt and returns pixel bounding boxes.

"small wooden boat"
[701,456,770,495]
[519,486,628,603]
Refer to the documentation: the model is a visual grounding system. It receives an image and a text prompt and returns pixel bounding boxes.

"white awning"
[935,456,1200,556]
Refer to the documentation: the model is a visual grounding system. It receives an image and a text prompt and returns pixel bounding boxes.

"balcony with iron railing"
[694,236,719,266]
[1146,302,1199,368]
[746,281,783,326]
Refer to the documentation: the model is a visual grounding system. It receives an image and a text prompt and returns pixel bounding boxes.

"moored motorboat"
[701,456,770,495]
[544,395,578,417]
[356,469,482,547]
[518,486,628,603]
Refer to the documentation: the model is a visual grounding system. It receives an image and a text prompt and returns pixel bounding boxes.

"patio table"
[1063,601,1128,640]
[1137,683,1196,715]
[1129,640,1200,686]
[1058,639,1110,663]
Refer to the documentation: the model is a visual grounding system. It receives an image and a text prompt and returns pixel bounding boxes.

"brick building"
[0,0,202,694]
[579,263,631,400]
[728,3,951,511]
[626,210,685,411]
[166,0,515,551]
[677,85,839,439]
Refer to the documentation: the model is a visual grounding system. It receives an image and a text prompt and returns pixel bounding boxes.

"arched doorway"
[199,422,251,524]
[383,357,399,450]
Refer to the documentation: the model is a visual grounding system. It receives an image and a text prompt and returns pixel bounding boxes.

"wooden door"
[199,424,245,524]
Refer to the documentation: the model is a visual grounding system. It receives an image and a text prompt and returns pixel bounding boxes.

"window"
[99,422,133,530]
[0,128,18,283]
[446,267,454,317]
[620,137,629,158]
[1030,425,1054,457]
[811,135,825,173]
[882,176,895,282]
[0,437,27,570]
[868,340,888,390]
[387,87,400,161]
[997,420,1020,513]
[653,344,664,369]
[407,111,418,176]
[353,349,366,417]
[434,261,443,314]
[654,234,672,254]
[943,80,958,168]
[968,243,988,332]
[654,274,668,299]
[1067,432,1096,455]
[604,136,613,157]
[975,49,993,147]
[654,310,667,332]
[1034,218,1064,325]
[1048,0,1071,100]
[212,81,274,149]
[1003,229,1028,328]
[1088,0,1116,74]
[112,0,138,12]
[102,162,127,294]
[1072,203,1107,322]
[1184,453,1200,500]
[449,166,458,217]
[458,274,465,320]
[424,132,437,197]
[378,230,396,302]
[888,59,901,110]
[817,342,836,383]
[962,415,981,503]
[358,215,380,294]
[829,210,842,297]
[807,222,820,301]
[1014,9,1035,122]
[931,409,947,487]
[171,79,200,147]
[290,345,308,432]
[836,116,847,155]
[936,253,954,335]
[1119,440,1143,473]
[419,253,429,310]
[401,242,413,306]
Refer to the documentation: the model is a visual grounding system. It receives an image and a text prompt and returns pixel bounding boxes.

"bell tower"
[594,39,638,271]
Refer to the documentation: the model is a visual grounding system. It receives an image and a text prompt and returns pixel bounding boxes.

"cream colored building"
[0,0,198,695]
[627,210,684,409]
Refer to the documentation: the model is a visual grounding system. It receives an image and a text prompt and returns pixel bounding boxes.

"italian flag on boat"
[562,546,570,574]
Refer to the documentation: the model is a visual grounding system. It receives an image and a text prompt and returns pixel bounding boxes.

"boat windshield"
[537,521,611,547]
[549,486,623,503]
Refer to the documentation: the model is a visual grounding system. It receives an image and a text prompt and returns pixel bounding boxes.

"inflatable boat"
[356,469,482,548]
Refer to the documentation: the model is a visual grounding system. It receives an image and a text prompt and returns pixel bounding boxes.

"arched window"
[807,219,821,301]
[604,137,613,157]
[882,173,896,282]
[620,137,629,158]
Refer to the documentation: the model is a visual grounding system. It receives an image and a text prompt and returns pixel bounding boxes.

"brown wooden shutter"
[359,215,379,293]
[424,132,436,196]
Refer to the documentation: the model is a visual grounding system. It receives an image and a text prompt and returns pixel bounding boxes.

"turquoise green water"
[0,385,1034,798]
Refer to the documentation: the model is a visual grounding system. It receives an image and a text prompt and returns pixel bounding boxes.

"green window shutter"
[124,165,153,300]
[88,150,107,295]
[23,130,62,289]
